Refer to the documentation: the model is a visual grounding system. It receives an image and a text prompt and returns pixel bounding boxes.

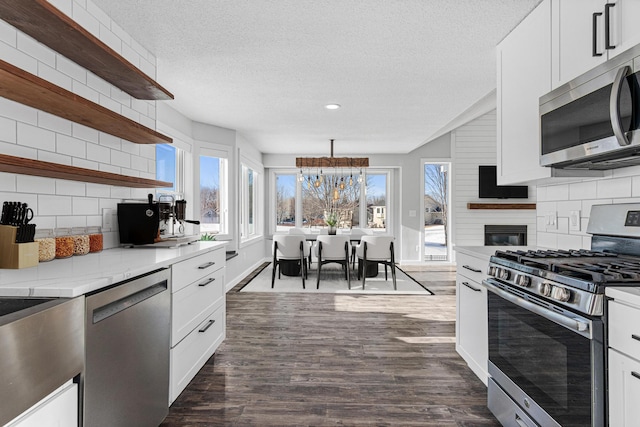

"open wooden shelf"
[0,0,173,100]
[467,203,536,210]
[0,154,173,188]
[0,59,172,145]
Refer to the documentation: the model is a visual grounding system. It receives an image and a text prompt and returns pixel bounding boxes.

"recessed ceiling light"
[325,104,341,110]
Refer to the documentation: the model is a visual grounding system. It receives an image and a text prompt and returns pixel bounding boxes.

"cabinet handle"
[632,371,640,380]
[593,12,603,57]
[462,265,481,273]
[198,277,216,287]
[631,334,640,342]
[462,281,482,292]
[605,3,616,50]
[198,319,215,333]
[198,261,216,270]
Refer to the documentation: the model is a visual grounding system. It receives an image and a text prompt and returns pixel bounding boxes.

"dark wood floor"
[161,264,500,426]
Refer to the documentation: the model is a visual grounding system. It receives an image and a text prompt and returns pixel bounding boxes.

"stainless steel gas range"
[484,203,640,427]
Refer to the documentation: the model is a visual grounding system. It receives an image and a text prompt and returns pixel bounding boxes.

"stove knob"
[487,266,496,277]
[515,274,530,287]
[551,286,571,302]
[539,282,553,297]
[498,268,510,280]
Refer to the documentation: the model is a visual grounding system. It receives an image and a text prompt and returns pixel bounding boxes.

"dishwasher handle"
[92,281,168,324]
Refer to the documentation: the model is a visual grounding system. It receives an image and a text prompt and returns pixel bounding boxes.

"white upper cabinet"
[497,0,552,184]
[552,0,640,89]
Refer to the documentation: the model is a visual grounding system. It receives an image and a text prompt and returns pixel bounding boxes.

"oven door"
[484,278,605,427]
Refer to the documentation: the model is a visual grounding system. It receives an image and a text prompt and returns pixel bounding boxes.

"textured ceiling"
[93,0,542,155]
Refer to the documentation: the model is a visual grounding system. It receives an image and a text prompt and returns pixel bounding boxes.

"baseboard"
[225,258,268,292]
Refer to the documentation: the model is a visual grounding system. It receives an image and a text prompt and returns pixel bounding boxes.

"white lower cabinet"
[456,251,489,385]
[6,381,77,427]
[607,295,640,427]
[170,247,226,404]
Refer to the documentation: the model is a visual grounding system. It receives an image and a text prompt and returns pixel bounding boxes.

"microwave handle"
[610,65,632,146]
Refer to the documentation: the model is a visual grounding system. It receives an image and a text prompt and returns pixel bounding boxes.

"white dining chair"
[355,235,396,289]
[348,228,370,269]
[288,227,313,266]
[272,234,310,288]
[314,235,351,289]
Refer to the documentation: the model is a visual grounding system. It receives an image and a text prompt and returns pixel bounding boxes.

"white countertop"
[606,287,640,308]
[454,245,533,260]
[0,241,227,298]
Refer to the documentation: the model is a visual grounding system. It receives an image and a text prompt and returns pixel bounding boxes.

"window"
[365,172,387,231]
[198,151,228,236]
[273,169,393,232]
[241,164,258,239]
[156,144,180,193]
[275,173,297,232]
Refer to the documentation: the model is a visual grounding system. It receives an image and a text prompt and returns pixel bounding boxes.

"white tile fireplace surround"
[536,168,640,250]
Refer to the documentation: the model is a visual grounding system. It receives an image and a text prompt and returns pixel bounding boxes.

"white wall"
[451,110,537,249]
[0,0,161,249]
[535,166,640,249]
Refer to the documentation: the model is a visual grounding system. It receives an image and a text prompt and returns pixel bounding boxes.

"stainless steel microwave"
[539,45,640,170]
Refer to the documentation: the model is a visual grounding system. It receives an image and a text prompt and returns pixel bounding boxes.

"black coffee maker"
[117,194,160,245]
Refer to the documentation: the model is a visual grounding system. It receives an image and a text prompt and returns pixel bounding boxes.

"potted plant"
[325,211,338,235]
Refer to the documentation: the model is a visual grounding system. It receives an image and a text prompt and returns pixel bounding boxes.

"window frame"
[194,143,231,241]
[240,160,262,244]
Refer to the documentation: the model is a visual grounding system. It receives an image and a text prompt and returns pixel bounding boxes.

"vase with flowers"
[325,211,338,235]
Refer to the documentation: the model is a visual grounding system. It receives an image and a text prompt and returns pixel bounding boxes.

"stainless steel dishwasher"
[83,268,170,427]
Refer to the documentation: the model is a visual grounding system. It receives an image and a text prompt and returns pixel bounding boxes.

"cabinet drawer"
[609,300,640,359]
[172,268,225,346]
[456,252,487,283]
[609,349,640,427]
[170,305,225,403]
[172,248,224,293]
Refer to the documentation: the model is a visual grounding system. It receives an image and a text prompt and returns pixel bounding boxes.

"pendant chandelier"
[296,139,369,200]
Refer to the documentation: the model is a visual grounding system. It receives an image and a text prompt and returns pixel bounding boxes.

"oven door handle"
[484,279,592,338]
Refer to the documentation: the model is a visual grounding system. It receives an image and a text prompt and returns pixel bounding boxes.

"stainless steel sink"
[0,297,84,426]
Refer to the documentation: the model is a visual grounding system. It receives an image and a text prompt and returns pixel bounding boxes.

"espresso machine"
[157,194,200,242]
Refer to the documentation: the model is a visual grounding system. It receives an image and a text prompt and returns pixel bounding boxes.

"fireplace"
[484,225,527,246]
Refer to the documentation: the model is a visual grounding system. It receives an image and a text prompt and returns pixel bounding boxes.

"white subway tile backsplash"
[0,98,37,126]
[119,168,139,177]
[557,233,584,250]
[71,80,100,103]
[98,133,121,150]
[536,232,558,249]
[86,72,110,96]
[86,143,110,163]
[556,200,581,216]
[0,141,37,159]
[120,43,140,69]
[87,1,111,28]
[99,198,119,211]
[56,55,87,83]
[73,196,99,215]
[139,115,155,130]
[130,38,151,63]
[98,94,122,114]
[99,163,120,174]
[0,40,38,74]
[147,159,156,174]
[86,214,102,227]
[46,0,73,17]
[17,33,56,66]
[0,173,16,192]
[110,186,131,199]
[109,87,131,108]
[72,158,98,170]
[0,116,17,143]
[17,175,55,194]
[139,144,156,160]
[130,155,147,172]
[71,2,100,37]
[557,217,569,234]
[111,150,131,168]
[72,123,99,143]
[120,142,140,156]
[38,195,72,216]
[38,111,72,135]
[86,183,110,198]
[0,20,17,47]
[140,58,155,79]
[596,177,632,199]
[543,184,570,201]
[34,215,56,229]
[98,24,122,55]
[110,21,131,46]
[120,105,139,122]
[38,150,72,166]
[37,63,72,91]
[56,180,86,196]
[17,123,56,151]
[569,181,597,200]
[56,215,84,228]
[56,134,87,158]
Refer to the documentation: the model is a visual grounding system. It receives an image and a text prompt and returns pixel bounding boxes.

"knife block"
[0,225,38,269]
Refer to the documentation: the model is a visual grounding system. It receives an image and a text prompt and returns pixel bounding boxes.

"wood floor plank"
[161,264,500,426]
